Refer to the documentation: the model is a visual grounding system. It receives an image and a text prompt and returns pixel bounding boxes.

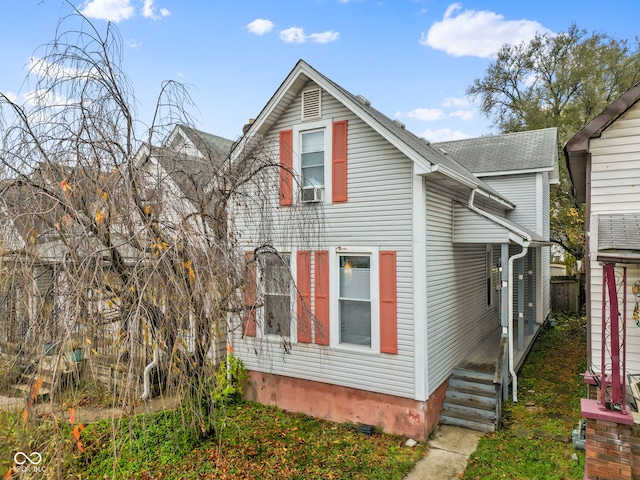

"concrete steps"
[440,367,500,433]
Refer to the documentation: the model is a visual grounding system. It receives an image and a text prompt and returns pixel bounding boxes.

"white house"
[565,81,640,479]
[229,60,556,439]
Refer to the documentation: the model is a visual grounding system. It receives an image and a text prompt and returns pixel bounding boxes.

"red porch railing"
[600,262,627,412]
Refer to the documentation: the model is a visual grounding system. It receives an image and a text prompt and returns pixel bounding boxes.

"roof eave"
[565,81,640,204]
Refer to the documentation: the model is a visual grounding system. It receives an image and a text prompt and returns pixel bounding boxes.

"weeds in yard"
[463,313,587,479]
[68,401,425,479]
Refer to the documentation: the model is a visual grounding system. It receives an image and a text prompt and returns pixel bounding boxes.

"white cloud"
[24,89,73,108]
[442,96,470,108]
[2,92,18,104]
[28,57,83,80]
[421,128,472,142]
[420,3,551,58]
[279,27,339,44]
[308,31,340,44]
[80,0,135,23]
[142,0,171,20]
[449,109,474,121]
[247,19,275,35]
[280,27,306,43]
[403,108,446,122]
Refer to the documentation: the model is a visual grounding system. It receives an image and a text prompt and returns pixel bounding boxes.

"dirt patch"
[0,394,180,423]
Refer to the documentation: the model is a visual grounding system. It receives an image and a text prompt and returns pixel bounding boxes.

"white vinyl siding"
[231,82,415,399]
[425,181,500,396]
[483,174,539,234]
[588,102,640,375]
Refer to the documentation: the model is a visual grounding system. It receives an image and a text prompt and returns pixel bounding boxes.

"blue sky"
[2,0,640,143]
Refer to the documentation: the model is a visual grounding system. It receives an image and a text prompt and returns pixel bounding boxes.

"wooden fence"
[551,276,581,313]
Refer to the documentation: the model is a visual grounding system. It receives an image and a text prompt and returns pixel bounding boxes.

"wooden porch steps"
[439,367,500,433]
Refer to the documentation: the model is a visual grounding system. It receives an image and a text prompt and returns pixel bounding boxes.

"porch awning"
[597,213,640,264]
[453,203,549,246]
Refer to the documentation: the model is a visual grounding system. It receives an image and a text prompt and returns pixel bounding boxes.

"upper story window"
[279,119,348,206]
[301,130,325,202]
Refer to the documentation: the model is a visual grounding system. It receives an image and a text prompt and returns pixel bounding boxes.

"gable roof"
[434,128,559,183]
[234,60,514,210]
[565,81,640,202]
[170,125,235,159]
[152,125,234,206]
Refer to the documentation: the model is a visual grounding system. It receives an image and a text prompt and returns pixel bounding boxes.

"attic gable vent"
[302,88,321,120]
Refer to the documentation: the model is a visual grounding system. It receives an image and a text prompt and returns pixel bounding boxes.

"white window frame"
[329,246,380,353]
[293,119,332,205]
[257,251,296,341]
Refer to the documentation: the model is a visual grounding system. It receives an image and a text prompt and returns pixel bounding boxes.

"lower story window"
[339,255,371,346]
[263,253,291,336]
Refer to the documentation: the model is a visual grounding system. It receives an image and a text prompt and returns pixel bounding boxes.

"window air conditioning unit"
[301,186,323,203]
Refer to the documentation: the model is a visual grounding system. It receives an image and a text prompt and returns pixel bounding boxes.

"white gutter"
[141,343,160,401]
[468,189,532,403]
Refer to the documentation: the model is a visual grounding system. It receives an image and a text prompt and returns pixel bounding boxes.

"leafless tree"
[0,7,322,472]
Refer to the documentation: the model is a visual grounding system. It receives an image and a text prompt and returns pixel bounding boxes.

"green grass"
[2,313,586,479]
[70,401,427,479]
[463,313,587,479]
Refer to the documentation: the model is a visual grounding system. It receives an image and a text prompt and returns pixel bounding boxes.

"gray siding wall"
[483,174,539,233]
[425,180,500,396]
[588,102,640,374]
[231,82,416,399]
[485,172,551,322]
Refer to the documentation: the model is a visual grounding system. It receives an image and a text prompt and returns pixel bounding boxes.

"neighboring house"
[0,125,234,396]
[565,81,640,479]
[230,60,556,440]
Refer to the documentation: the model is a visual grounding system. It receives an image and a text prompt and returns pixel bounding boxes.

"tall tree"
[0,8,315,466]
[467,25,640,261]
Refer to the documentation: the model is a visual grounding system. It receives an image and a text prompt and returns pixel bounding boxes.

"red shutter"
[297,250,312,343]
[279,130,293,206]
[332,120,348,203]
[314,250,330,345]
[243,252,257,337]
[379,251,397,354]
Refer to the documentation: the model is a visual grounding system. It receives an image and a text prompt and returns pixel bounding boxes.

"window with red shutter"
[279,130,293,206]
[379,251,397,354]
[314,250,330,345]
[332,120,348,203]
[244,252,257,337]
[296,250,312,343]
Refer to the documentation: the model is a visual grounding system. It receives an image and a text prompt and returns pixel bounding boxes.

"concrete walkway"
[405,425,483,480]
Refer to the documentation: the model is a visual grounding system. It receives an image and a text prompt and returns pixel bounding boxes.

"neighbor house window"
[263,253,291,336]
[339,255,371,346]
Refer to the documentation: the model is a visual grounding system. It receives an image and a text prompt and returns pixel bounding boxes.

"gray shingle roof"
[433,128,558,177]
[176,125,234,159]
[155,125,234,205]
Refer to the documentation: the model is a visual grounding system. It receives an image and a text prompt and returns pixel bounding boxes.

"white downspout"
[141,343,159,401]
[507,244,528,402]
[468,189,530,403]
